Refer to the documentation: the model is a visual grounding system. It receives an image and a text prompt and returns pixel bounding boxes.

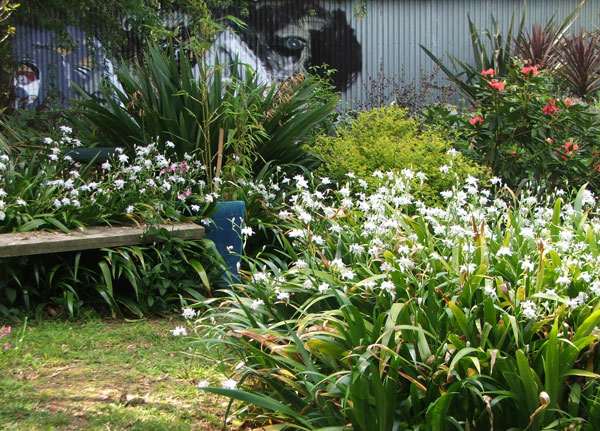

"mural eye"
[16,65,39,85]
[278,37,307,52]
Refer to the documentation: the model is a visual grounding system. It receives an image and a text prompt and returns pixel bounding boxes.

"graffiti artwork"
[12,1,362,108]
[209,2,362,92]
[12,25,117,109]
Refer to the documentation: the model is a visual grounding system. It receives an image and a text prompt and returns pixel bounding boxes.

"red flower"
[481,68,495,78]
[542,99,559,115]
[594,163,600,172]
[545,137,554,145]
[521,65,539,76]
[564,98,575,107]
[556,141,579,160]
[469,116,484,126]
[488,80,504,92]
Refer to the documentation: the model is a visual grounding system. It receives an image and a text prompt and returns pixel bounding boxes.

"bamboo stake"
[214,127,224,193]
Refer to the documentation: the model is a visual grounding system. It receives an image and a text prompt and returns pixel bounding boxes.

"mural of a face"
[210,2,362,92]
[12,26,116,108]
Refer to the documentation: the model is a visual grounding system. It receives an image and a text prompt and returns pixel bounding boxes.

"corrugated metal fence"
[11,0,600,109]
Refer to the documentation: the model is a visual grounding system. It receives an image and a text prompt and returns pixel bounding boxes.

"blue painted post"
[204,200,245,286]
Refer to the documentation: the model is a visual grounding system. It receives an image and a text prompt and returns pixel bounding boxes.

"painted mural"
[208,2,362,91]
[12,25,118,109]
[11,1,362,108]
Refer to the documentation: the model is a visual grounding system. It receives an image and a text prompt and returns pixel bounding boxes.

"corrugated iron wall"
[11,0,600,109]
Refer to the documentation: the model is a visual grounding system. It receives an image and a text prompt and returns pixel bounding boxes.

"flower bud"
[539,391,550,406]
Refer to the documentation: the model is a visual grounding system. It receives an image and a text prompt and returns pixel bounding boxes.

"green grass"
[0,316,230,430]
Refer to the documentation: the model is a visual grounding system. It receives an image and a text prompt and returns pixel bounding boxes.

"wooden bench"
[0,222,205,258]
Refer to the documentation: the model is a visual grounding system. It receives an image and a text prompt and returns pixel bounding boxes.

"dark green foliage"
[71,43,337,184]
[0,233,224,319]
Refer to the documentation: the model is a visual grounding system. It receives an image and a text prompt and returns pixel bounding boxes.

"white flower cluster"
[240,167,599,322]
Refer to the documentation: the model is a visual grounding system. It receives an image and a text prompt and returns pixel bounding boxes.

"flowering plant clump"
[0,127,229,318]
[0,126,216,233]
[191,166,600,430]
[426,64,600,192]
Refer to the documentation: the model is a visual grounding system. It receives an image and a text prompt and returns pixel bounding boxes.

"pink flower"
[564,98,575,107]
[542,99,559,115]
[0,326,10,339]
[2,343,9,351]
[521,65,539,76]
[481,68,495,78]
[469,116,484,126]
[488,80,504,92]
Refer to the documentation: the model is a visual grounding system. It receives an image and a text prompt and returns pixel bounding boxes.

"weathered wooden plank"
[0,222,205,258]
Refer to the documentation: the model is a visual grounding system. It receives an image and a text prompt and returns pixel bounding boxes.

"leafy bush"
[425,65,600,192]
[190,171,600,431]
[71,43,337,191]
[312,106,490,206]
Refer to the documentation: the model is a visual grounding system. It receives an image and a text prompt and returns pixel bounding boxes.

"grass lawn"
[0,316,231,431]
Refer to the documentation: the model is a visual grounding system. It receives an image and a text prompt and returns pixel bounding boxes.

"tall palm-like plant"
[70,42,337,183]
[555,31,600,99]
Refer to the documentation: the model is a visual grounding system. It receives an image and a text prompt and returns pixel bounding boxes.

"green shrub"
[425,64,600,192]
[312,106,490,206]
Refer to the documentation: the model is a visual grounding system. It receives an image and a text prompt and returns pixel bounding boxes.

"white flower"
[521,259,535,272]
[439,165,450,174]
[181,308,196,319]
[276,290,290,301]
[252,272,269,283]
[170,326,188,336]
[165,140,176,149]
[341,269,355,280]
[241,226,254,237]
[126,205,134,214]
[59,125,72,134]
[464,176,477,186]
[318,283,329,293]
[197,380,210,389]
[484,285,497,298]
[101,161,111,170]
[43,137,53,144]
[521,300,537,319]
[294,259,308,269]
[221,379,237,390]
[250,299,264,310]
[118,154,129,163]
[497,246,512,257]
